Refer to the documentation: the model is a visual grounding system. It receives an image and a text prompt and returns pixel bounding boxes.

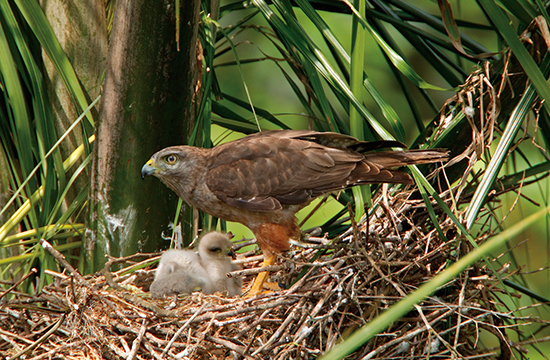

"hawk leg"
[246,223,293,296]
[247,253,278,296]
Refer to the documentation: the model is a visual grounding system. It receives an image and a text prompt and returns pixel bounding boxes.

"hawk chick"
[150,232,241,297]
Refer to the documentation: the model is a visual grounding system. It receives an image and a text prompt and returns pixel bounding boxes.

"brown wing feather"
[206,136,361,211]
[205,131,447,211]
[240,130,408,151]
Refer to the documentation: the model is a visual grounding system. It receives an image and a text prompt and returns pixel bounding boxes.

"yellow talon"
[246,254,278,296]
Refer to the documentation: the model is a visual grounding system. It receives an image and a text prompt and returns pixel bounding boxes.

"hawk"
[141,130,448,295]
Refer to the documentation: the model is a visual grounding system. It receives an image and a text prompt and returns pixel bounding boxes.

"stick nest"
[0,191,540,359]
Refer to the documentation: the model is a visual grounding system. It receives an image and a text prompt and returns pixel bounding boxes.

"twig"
[193,312,217,358]
[26,341,84,360]
[142,337,163,360]
[228,264,284,277]
[9,314,66,360]
[0,268,37,301]
[300,236,330,245]
[127,318,147,360]
[113,255,160,276]
[193,298,299,323]
[122,293,177,318]
[162,302,208,356]
[242,325,261,355]
[232,239,258,251]
[253,297,307,355]
[299,194,329,227]
[233,254,264,265]
[288,239,339,249]
[293,284,336,344]
[205,334,254,359]
[346,202,360,243]
[236,310,272,339]
[40,239,95,289]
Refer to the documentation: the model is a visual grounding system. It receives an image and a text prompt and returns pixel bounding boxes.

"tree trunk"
[88,0,200,271]
[40,0,107,146]
[40,0,107,242]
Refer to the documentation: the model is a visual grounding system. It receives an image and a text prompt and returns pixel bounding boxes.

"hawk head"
[141,147,181,179]
[141,146,208,197]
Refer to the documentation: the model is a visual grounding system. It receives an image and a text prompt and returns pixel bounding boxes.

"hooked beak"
[141,159,156,179]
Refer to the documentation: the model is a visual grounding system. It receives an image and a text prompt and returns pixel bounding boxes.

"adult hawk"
[141,130,448,295]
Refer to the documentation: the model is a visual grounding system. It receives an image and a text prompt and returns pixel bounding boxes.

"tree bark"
[40,0,107,145]
[88,0,200,271]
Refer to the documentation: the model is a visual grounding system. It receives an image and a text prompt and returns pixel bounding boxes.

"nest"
[1,187,539,360]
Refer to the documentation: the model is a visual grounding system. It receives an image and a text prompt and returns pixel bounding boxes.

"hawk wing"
[204,131,413,212]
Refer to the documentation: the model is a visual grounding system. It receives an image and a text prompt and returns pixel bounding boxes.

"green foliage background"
[1,0,550,357]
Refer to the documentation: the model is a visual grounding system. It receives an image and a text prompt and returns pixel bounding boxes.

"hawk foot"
[244,254,281,297]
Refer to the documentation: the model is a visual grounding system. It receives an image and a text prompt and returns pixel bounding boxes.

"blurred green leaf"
[14,0,95,128]
[479,0,550,117]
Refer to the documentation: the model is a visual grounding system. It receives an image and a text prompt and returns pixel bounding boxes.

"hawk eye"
[165,154,178,164]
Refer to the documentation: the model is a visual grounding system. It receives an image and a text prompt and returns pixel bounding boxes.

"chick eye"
[165,154,178,164]
[210,247,222,253]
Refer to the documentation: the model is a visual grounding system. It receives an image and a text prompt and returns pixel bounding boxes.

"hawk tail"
[362,149,449,168]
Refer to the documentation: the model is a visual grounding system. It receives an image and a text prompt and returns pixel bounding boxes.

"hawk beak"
[141,159,156,179]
